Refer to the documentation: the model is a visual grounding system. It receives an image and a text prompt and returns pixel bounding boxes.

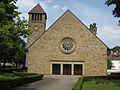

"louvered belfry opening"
[31,13,43,22]
[28,3,47,23]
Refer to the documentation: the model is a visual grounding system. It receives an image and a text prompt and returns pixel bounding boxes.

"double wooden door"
[52,64,61,75]
[52,64,82,75]
[63,64,71,75]
[74,64,82,75]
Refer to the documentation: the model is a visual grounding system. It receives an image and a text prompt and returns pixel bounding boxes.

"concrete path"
[10,75,79,90]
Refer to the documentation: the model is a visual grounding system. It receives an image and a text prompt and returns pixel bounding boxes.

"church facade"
[26,4,108,76]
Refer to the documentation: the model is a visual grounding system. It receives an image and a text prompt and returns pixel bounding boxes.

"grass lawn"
[83,80,120,90]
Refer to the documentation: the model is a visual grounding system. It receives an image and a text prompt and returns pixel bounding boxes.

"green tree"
[0,0,32,69]
[107,58,113,69]
[12,39,27,69]
[89,23,97,35]
[105,0,120,17]
[111,46,120,52]
[105,0,120,25]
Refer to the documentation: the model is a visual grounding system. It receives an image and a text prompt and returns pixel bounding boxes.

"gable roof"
[66,10,109,49]
[27,10,109,49]
[28,3,46,14]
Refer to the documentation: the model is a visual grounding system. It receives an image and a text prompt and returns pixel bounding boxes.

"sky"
[16,0,120,48]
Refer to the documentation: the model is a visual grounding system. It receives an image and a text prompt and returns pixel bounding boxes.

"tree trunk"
[15,62,18,69]
[22,63,25,69]
[2,60,6,69]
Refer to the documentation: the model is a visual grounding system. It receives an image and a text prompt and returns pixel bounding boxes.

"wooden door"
[74,64,82,75]
[52,64,61,75]
[63,64,71,75]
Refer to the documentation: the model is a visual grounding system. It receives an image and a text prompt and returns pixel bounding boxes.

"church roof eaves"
[66,10,109,49]
[27,10,109,50]
[27,10,70,49]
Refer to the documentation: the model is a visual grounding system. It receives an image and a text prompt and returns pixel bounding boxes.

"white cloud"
[69,2,120,48]
[16,0,36,19]
[53,5,60,9]
[16,0,47,20]
[45,0,53,3]
[98,26,120,39]
[97,26,120,48]
[15,0,119,48]
[62,6,68,11]
[16,0,35,10]
[52,5,68,11]
[71,2,116,27]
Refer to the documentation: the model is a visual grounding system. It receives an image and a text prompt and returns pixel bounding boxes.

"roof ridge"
[66,10,109,49]
[28,3,46,14]
[27,10,109,49]
[27,10,70,49]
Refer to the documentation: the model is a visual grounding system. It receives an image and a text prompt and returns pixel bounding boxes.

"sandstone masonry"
[26,4,108,76]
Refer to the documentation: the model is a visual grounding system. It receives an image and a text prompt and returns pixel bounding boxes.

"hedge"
[72,76,84,90]
[13,72,37,77]
[0,73,43,90]
[84,75,120,81]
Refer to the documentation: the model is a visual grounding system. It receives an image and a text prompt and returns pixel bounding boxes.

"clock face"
[60,38,76,54]
[33,26,39,31]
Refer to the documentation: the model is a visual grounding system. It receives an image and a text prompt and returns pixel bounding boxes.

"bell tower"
[27,4,47,47]
[28,3,47,32]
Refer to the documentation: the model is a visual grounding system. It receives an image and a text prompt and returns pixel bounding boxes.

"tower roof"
[28,3,46,14]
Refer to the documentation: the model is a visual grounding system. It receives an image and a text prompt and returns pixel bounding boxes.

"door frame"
[50,60,84,75]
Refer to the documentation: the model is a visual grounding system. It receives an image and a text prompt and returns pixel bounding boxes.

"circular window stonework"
[60,38,76,54]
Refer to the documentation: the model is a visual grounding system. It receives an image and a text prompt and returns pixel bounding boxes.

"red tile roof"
[28,3,46,14]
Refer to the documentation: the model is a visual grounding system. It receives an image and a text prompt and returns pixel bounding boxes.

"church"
[26,4,108,76]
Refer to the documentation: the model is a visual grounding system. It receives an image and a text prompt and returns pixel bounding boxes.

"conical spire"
[28,3,46,14]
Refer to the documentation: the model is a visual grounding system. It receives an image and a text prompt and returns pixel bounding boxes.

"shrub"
[72,76,84,90]
[13,72,36,77]
[83,76,95,81]
[84,75,120,81]
[107,58,113,69]
[102,75,120,80]
[0,73,43,90]
[0,69,13,73]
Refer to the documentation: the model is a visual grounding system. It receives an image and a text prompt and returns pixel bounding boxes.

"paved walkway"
[10,75,79,90]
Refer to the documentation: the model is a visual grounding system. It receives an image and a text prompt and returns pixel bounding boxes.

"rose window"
[62,38,73,50]
[60,38,76,54]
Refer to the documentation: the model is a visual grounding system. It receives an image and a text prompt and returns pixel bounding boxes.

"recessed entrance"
[74,64,82,75]
[51,61,84,75]
[63,64,71,75]
[52,64,61,75]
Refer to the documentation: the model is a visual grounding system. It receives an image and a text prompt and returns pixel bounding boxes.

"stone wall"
[27,14,46,48]
[26,10,107,76]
